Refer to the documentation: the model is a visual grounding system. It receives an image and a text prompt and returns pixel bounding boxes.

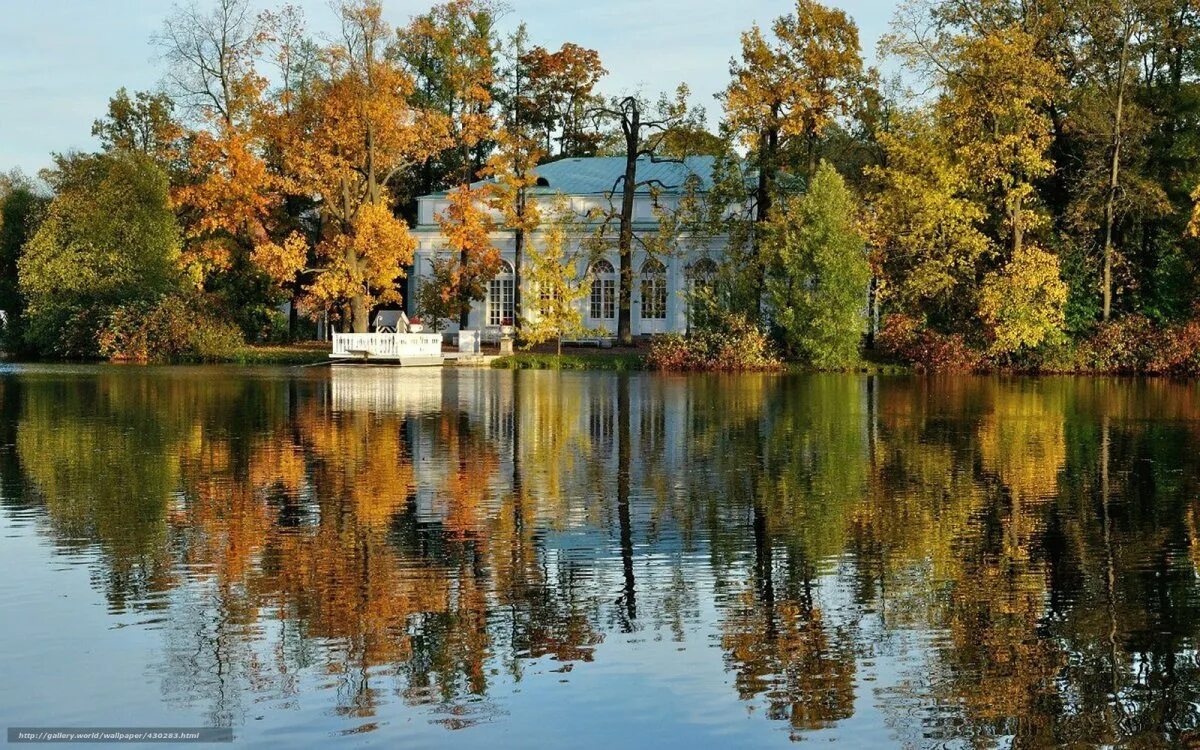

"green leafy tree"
[414,258,460,332]
[18,151,181,357]
[764,162,869,367]
[866,112,989,331]
[0,171,49,349]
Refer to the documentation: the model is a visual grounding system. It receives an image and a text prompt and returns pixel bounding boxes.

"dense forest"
[3,0,1200,371]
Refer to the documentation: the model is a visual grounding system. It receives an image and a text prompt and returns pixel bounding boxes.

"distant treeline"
[2,0,1200,371]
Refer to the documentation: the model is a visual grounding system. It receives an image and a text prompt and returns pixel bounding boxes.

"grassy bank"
[225,342,332,365]
[491,348,916,374]
[491,352,645,371]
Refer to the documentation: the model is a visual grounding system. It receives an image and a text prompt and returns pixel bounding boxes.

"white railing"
[331,332,444,360]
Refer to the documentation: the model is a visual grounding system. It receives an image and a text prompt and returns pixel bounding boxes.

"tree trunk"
[288,293,299,342]
[350,293,369,333]
[514,223,524,325]
[459,200,471,331]
[617,106,639,346]
[806,128,818,183]
[752,122,779,317]
[1012,198,1024,256]
[1103,18,1132,322]
[458,274,471,331]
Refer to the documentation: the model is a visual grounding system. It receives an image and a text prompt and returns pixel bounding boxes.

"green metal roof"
[423,155,719,198]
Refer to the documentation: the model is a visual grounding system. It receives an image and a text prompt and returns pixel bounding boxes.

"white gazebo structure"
[330,309,443,365]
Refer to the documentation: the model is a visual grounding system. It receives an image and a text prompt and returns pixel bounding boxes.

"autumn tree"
[484,129,543,325]
[521,42,607,158]
[940,27,1059,258]
[485,25,548,323]
[764,162,869,367]
[979,245,1069,356]
[881,11,1069,353]
[721,0,862,309]
[257,0,450,333]
[257,5,322,338]
[434,184,502,329]
[521,199,592,356]
[156,0,282,331]
[396,0,500,195]
[91,88,183,165]
[866,112,989,330]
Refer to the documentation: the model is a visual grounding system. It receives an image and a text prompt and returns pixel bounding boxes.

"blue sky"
[0,0,895,176]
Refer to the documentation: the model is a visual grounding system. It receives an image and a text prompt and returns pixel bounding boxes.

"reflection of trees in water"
[852,377,1200,747]
[14,369,1200,743]
[712,376,864,736]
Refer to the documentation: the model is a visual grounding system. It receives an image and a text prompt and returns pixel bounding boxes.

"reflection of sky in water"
[1,366,1199,748]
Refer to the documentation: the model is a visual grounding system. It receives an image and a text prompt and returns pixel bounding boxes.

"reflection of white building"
[409,156,725,339]
[328,366,447,413]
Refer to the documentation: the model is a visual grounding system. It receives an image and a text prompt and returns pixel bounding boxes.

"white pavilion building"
[407,156,727,340]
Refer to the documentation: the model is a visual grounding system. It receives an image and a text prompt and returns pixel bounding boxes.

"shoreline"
[7,345,1199,378]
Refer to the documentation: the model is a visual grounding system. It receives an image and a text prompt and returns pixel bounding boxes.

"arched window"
[590,259,616,320]
[640,258,667,320]
[488,259,515,326]
[687,258,717,291]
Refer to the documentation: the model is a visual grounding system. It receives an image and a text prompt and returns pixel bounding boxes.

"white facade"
[407,157,727,339]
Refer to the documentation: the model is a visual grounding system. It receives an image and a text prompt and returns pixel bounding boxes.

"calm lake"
[2,365,1200,748]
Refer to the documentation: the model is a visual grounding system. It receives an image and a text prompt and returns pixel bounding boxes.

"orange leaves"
[439,185,497,263]
[268,1,451,328]
[181,238,235,288]
[723,1,862,155]
[414,185,501,327]
[519,42,606,157]
[174,126,278,243]
[304,199,415,314]
[283,1,451,225]
[436,184,501,300]
[251,231,309,285]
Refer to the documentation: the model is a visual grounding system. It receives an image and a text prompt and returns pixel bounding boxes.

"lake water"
[2,365,1200,748]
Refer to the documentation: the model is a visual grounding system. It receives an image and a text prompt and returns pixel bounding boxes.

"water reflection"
[5,368,1200,746]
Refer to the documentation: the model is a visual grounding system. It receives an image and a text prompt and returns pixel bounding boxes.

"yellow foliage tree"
[866,112,990,325]
[937,27,1060,256]
[978,245,1068,355]
[485,127,545,323]
[723,0,862,212]
[521,199,592,356]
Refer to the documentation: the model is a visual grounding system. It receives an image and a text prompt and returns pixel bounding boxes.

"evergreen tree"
[764,162,869,367]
